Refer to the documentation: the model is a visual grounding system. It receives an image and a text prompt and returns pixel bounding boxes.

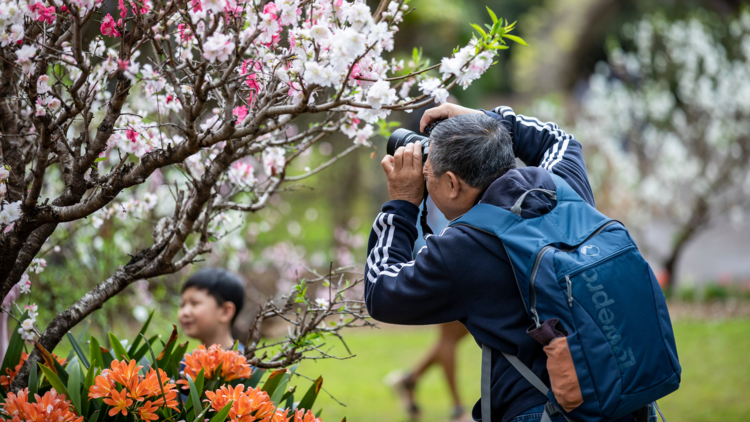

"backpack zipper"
[565,275,573,307]
[528,220,620,326]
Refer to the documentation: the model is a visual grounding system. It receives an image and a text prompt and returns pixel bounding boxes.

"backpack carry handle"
[510,188,557,216]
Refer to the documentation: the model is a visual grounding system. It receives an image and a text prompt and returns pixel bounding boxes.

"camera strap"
[420,182,433,239]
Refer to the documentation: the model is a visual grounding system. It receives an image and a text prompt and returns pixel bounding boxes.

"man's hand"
[420,103,483,132]
[381,143,424,206]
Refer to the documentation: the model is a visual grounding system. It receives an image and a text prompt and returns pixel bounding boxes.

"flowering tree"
[572,11,750,287]
[0,0,523,390]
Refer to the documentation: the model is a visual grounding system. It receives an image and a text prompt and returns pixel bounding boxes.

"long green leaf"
[83,363,98,417]
[28,363,39,398]
[131,334,159,363]
[127,310,154,355]
[186,372,203,421]
[38,363,75,413]
[486,6,498,23]
[1,311,28,376]
[89,337,104,369]
[502,33,528,46]
[261,369,287,397]
[269,372,290,404]
[108,332,130,361]
[67,361,82,414]
[296,376,323,411]
[208,401,233,422]
[470,23,487,39]
[67,332,90,369]
[244,368,265,388]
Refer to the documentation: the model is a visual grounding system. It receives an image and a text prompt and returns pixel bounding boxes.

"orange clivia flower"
[1,388,83,422]
[108,359,142,388]
[205,384,277,422]
[89,374,114,399]
[103,388,133,417]
[292,408,323,422]
[136,400,160,421]
[179,344,252,389]
[0,352,67,389]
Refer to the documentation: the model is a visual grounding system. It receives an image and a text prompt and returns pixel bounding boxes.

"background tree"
[0,0,523,390]
[570,11,750,287]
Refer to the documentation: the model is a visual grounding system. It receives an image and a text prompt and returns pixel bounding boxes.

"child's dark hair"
[182,268,245,324]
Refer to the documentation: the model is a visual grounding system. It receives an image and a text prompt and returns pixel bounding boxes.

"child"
[178,267,245,350]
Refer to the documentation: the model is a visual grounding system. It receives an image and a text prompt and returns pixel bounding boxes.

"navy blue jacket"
[364,106,595,422]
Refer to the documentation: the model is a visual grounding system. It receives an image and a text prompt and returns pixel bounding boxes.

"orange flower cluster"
[88,360,179,418]
[0,352,66,389]
[205,384,279,421]
[292,409,324,422]
[204,385,324,422]
[178,344,252,389]
[1,388,83,422]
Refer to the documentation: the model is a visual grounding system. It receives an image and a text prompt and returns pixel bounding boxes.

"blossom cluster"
[573,13,750,228]
[88,360,179,418]
[1,388,83,422]
[178,344,253,388]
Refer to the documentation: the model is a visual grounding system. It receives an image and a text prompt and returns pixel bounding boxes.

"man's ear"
[219,301,236,324]
[446,171,461,199]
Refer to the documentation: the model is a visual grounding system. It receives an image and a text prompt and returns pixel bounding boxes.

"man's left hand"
[381,143,424,206]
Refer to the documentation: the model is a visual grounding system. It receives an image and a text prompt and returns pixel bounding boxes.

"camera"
[386,120,443,162]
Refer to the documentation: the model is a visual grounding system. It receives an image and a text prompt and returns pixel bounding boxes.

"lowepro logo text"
[581,269,636,371]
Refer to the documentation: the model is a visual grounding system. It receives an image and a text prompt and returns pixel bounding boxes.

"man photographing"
[364,103,676,422]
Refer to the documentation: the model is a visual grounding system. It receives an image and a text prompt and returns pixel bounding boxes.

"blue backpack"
[450,174,681,422]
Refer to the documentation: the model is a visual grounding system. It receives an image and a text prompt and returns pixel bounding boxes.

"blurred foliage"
[23,0,749,345]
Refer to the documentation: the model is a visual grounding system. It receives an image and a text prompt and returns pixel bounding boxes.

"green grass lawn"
[291,319,750,422]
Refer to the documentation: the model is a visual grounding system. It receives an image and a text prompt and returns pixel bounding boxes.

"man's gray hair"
[428,113,516,189]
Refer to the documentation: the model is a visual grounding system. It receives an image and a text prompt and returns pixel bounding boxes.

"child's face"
[178,287,233,341]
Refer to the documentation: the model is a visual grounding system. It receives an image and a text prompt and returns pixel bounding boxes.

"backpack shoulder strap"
[481,343,574,422]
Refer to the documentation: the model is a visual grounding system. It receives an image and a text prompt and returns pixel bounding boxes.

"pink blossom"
[233,105,248,124]
[118,0,128,17]
[100,14,122,38]
[190,0,202,11]
[28,2,56,24]
[117,59,129,71]
[177,23,193,42]
[126,129,138,143]
[263,3,277,19]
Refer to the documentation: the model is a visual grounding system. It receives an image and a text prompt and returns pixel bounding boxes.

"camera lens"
[387,128,429,162]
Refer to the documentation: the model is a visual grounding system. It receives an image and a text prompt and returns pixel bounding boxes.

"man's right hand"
[420,103,483,132]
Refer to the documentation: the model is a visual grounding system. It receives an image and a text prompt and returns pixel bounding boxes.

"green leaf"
[470,24,487,39]
[127,310,154,355]
[315,408,323,418]
[108,332,130,361]
[67,332,90,370]
[38,363,75,413]
[90,337,105,370]
[208,401,233,422]
[502,34,528,46]
[93,157,108,162]
[279,385,296,403]
[28,363,39,398]
[1,311,28,376]
[83,363,98,417]
[186,373,203,421]
[244,368,265,388]
[261,369,287,397]
[486,6,498,23]
[131,335,159,363]
[68,361,83,415]
[269,372,290,404]
[296,376,323,411]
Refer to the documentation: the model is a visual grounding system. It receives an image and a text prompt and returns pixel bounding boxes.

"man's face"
[423,157,462,220]
[424,156,484,220]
